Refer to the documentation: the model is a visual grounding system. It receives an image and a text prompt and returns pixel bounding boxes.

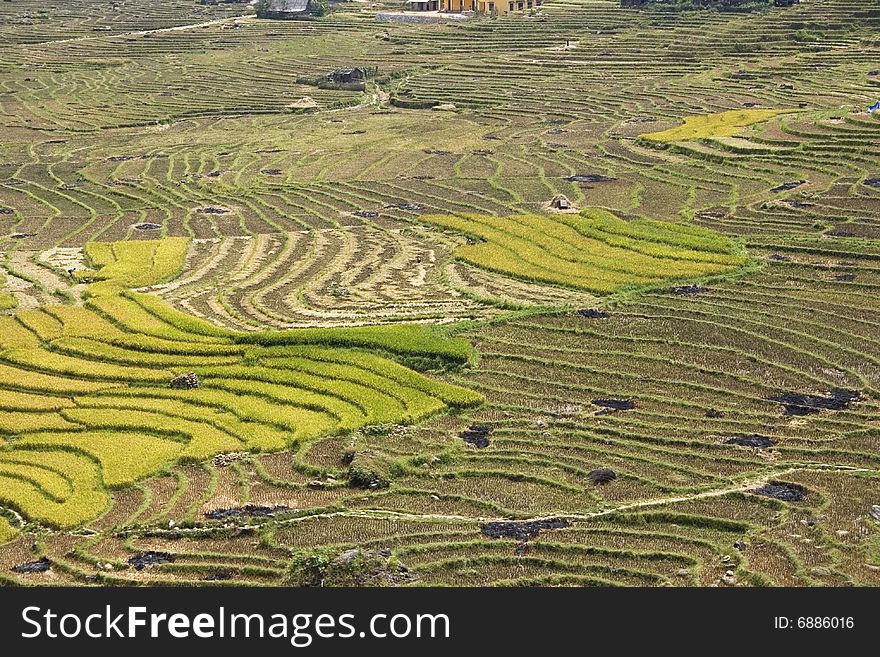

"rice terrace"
[0,0,879,589]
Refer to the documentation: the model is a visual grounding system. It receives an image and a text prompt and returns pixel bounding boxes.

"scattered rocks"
[753,481,807,502]
[212,452,248,467]
[577,308,609,319]
[287,548,415,587]
[204,572,232,581]
[771,180,806,193]
[767,253,790,262]
[12,557,51,574]
[592,398,635,411]
[394,203,424,212]
[472,149,494,156]
[423,149,452,155]
[833,273,855,282]
[133,222,161,231]
[128,551,175,570]
[352,210,379,218]
[170,372,200,390]
[107,155,133,162]
[695,208,729,220]
[481,518,570,541]
[460,424,492,448]
[862,177,880,189]
[587,467,617,485]
[767,388,861,416]
[565,173,615,183]
[205,504,290,521]
[705,408,724,418]
[724,435,775,448]
[670,284,707,296]
[196,206,230,215]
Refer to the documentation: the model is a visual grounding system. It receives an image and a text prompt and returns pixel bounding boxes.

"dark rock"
[260,169,283,175]
[205,170,221,177]
[12,557,51,574]
[767,389,861,416]
[460,424,492,448]
[472,149,494,156]
[170,372,200,390]
[134,222,161,231]
[705,408,724,418]
[753,481,807,502]
[481,518,570,541]
[826,229,855,238]
[423,149,452,155]
[128,551,175,570]
[593,398,635,411]
[0,208,14,215]
[352,210,379,218]
[577,308,609,319]
[587,467,617,484]
[196,206,229,215]
[834,273,855,282]
[767,254,790,262]
[565,174,615,183]
[205,504,290,520]
[670,285,707,296]
[734,539,747,552]
[771,180,806,193]
[862,177,880,189]
[724,435,775,448]
[869,505,880,522]
[107,155,133,162]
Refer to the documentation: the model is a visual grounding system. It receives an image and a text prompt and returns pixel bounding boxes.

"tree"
[310,0,330,16]
[254,0,271,18]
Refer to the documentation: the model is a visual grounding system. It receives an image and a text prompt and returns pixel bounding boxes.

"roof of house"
[268,0,310,13]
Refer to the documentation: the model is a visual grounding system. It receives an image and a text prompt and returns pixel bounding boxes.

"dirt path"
[44,15,253,46]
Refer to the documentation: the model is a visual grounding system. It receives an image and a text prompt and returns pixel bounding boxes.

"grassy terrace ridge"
[423,209,750,294]
[0,238,482,528]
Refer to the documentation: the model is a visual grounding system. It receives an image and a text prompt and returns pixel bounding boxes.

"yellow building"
[437,0,542,13]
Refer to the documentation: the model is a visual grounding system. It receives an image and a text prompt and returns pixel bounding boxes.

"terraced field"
[1,0,879,587]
